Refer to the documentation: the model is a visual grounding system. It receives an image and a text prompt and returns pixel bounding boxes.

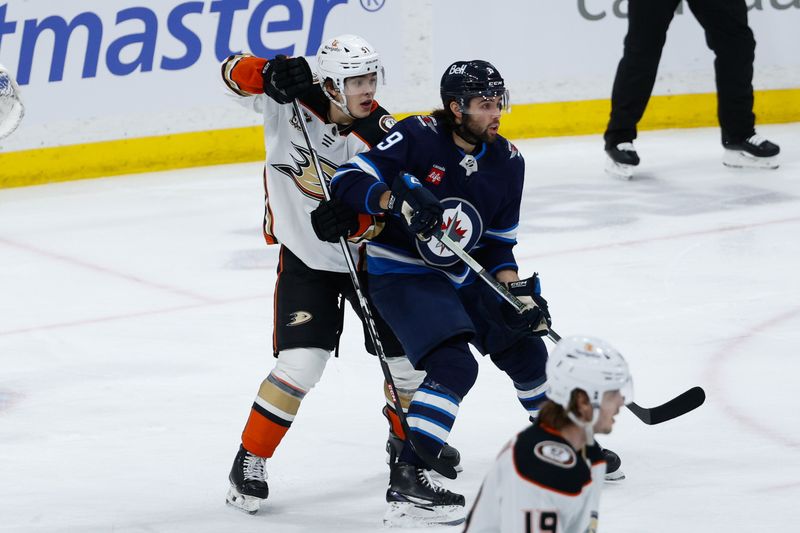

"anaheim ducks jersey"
[464,422,606,533]
[221,54,396,272]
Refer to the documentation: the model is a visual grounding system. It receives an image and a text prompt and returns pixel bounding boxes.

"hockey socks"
[400,380,461,466]
[514,378,548,419]
[241,371,307,458]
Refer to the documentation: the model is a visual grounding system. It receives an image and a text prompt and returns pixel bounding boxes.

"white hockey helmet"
[316,34,383,117]
[546,336,633,410]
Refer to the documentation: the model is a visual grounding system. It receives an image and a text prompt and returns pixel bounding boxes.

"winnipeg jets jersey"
[464,423,606,533]
[331,115,524,285]
[221,54,396,272]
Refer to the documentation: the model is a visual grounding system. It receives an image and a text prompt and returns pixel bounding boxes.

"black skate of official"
[604,142,640,180]
[225,445,269,514]
[384,462,465,527]
[723,134,780,169]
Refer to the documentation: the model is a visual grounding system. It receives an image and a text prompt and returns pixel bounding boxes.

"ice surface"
[1,124,799,532]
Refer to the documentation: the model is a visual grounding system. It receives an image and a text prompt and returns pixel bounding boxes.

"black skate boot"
[605,142,640,180]
[723,134,780,169]
[384,462,465,527]
[225,445,269,514]
[383,406,462,474]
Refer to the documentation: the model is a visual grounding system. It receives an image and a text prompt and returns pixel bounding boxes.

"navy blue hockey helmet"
[440,60,510,113]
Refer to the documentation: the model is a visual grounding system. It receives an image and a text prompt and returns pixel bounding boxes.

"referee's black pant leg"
[688,0,755,143]
[605,0,681,147]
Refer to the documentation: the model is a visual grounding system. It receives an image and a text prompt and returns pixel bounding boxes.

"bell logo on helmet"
[448,64,468,75]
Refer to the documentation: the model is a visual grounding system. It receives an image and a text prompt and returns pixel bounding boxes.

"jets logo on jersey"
[272,143,338,200]
[426,165,445,185]
[415,115,439,133]
[534,441,577,469]
[507,139,520,159]
[416,198,483,267]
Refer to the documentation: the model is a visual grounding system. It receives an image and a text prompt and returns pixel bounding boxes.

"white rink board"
[0,0,798,151]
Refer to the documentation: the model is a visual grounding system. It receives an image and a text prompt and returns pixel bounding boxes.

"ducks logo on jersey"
[272,143,338,200]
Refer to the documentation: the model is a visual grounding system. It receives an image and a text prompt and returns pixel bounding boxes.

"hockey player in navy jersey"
[464,336,633,533]
[324,59,554,526]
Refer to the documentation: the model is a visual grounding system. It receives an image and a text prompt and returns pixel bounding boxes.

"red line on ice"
[703,308,800,450]
[0,236,216,303]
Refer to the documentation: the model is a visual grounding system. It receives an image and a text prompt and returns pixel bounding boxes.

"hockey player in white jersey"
[220,35,459,515]
[0,64,24,140]
[464,336,633,533]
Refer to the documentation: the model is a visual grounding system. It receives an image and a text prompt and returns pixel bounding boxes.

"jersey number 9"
[376,131,403,151]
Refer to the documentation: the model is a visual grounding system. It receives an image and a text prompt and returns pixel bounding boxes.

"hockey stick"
[291,100,458,479]
[432,231,705,425]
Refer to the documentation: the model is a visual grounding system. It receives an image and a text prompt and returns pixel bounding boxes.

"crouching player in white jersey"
[0,64,24,140]
[220,35,460,515]
[464,336,633,533]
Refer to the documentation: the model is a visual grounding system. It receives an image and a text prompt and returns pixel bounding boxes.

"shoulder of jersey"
[352,104,398,147]
[488,135,524,165]
[512,424,592,495]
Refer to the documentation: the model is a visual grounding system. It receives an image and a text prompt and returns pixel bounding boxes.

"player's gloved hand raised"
[387,173,443,241]
[502,273,551,337]
[310,199,359,243]
[262,55,313,104]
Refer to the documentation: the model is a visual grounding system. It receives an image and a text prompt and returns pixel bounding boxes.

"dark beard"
[460,115,497,145]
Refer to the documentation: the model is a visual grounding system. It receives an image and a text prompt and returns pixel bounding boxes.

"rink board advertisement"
[0,0,798,186]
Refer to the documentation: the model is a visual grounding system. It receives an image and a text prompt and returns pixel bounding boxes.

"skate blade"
[225,486,264,515]
[383,501,465,527]
[604,157,635,180]
[604,469,626,482]
[723,149,779,169]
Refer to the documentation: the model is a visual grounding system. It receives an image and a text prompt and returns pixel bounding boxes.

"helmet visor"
[341,68,385,98]
[457,89,511,115]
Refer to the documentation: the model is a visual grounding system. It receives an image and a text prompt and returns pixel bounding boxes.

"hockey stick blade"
[625,386,705,425]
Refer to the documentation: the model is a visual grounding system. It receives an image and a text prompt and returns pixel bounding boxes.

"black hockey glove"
[310,199,359,243]
[262,55,314,104]
[387,173,443,241]
[502,274,551,337]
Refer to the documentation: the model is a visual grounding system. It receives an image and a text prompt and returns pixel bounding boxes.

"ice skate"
[723,134,780,169]
[604,142,640,180]
[383,462,465,527]
[383,406,463,474]
[385,433,463,474]
[225,445,269,515]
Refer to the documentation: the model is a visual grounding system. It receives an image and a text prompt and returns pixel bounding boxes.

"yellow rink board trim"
[1,88,798,189]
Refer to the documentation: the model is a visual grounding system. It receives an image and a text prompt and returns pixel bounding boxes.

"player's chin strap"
[321,82,355,121]
[430,230,706,426]
[290,99,458,480]
[567,410,599,446]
